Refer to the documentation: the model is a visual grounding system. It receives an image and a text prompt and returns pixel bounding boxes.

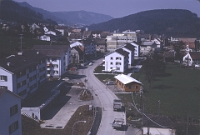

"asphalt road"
[79,58,126,135]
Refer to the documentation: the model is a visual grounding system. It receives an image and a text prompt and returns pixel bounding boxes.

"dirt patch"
[22,105,94,135]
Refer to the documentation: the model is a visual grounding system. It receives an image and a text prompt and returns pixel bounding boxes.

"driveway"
[79,58,126,135]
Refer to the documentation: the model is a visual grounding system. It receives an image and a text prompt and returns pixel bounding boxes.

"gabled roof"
[33,45,70,58]
[0,50,46,74]
[0,88,22,99]
[114,74,142,85]
[123,43,135,51]
[115,48,129,57]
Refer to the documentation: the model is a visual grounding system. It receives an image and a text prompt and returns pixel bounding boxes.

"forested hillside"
[0,0,57,24]
[88,9,200,37]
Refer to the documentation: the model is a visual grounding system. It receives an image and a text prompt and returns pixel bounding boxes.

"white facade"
[0,51,47,99]
[130,42,140,57]
[40,35,51,41]
[104,52,129,73]
[0,89,22,135]
[47,53,67,78]
[122,47,134,65]
[106,31,137,52]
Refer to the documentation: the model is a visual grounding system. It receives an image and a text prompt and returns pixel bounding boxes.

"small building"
[0,88,22,135]
[114,74,142,92]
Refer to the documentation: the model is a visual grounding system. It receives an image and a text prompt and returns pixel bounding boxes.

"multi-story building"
[106,30,137,52]
[104,48,129,73]
[0,88,22,135]
[33,45,71,78]
[121,43,135,65]
[70,39,96,63]
[0,50,47,99]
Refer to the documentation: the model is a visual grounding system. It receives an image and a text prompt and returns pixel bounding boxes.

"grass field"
[131,63,200,118]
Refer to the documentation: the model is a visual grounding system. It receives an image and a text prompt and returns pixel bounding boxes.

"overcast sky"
[13,0,200,18]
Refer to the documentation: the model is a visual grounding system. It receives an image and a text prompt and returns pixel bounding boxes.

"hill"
[88,9,200,37]
[0,0,57,24]
[18,2,113,26]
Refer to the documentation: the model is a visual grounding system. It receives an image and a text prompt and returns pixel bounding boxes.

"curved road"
[79,58,126,135]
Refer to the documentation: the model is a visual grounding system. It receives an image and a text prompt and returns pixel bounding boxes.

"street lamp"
[72,120,86,135]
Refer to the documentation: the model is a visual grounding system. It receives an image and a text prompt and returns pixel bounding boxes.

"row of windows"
[30,83,37,91]
[110,62,121,65]
[17,80,26,88]
[29,75,37,82]
[110,57,122,60]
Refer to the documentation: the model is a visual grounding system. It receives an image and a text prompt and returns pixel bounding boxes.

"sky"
[13,0,200,18]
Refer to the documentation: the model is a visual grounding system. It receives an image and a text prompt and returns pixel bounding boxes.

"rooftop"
[114,74,142,85]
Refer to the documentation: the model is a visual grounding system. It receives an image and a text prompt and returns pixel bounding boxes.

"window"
[53,64,58,68]
[116,57,121,60]
[110,62,113,65]
[9,121,18,134]
[10,105,18,116]
[110,57,113,60]
[0,75,7,81]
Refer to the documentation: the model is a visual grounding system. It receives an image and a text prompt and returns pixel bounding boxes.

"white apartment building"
[121,43,135,65]
[104,48,129,73]
[0,50,47,99]
[106,30,137,52]
[0,88,22,135]
[33,45,71,78]
[129,42,140,57]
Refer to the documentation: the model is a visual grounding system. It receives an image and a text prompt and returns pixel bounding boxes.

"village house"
[70,41,84,64]
[114,74,142,92]
[0,50,47,99]
[33,45,71,79]
[0,88,22,135]
[104,48,129,73]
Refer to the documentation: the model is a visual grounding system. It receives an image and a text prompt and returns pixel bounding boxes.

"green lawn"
[132,63,200,118]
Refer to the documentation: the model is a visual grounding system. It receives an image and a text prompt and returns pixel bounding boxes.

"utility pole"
[19,34,23,51]
[158,100,161,115]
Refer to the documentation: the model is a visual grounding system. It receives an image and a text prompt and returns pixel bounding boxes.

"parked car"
[113,99,123,111]
[105,81,115,85]
[112,118,125,129]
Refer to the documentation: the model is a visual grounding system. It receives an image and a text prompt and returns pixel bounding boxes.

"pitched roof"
[33,45,70,58]
[0,50,46,73]
[115,48,129,57]
[114,74,142,85]
[0,88,22,99]
[124,43,135,51]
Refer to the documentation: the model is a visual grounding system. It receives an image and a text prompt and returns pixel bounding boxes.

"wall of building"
[0,92,22,135]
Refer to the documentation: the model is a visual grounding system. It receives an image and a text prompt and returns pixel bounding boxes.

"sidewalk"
[40,87,91,129]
